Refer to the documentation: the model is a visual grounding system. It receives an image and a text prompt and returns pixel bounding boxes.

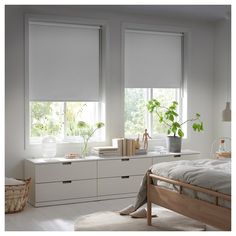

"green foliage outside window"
[124,88,180,137]
[124,89,146,137]
[66,102,87,136]
[30,102,63,137]
[30,102,101,141]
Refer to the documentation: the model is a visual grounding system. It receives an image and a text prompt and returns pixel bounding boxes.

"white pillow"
[5,177,25,186]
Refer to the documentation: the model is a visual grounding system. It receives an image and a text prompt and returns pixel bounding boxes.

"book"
[132,139,136,155]
[93,146,118,151]
[112,138,123,156]
[126,138,135,156]
[135,149,147,155]
[92,150,119,155]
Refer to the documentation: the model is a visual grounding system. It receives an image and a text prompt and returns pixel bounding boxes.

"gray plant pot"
[166,136,182,153]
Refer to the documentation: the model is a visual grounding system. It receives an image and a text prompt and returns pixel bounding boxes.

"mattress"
[150,159,231,208]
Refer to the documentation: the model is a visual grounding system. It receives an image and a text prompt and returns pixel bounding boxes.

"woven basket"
[5,178,31,214]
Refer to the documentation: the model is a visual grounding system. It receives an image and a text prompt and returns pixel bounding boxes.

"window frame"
[124,88,183,139]
[24,14,108,149]
[29,101,105,145]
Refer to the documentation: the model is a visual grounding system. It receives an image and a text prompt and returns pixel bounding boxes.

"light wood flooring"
[5,197,217,231]
[5,197,136,231]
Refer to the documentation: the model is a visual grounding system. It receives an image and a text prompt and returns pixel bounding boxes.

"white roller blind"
[29,21,100,101]
[125,30,182,88]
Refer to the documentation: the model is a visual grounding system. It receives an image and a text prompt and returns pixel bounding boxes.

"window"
[125,88,181,138]
[124,29,183,138]
[26,18,104,144]
[30,102,104,144]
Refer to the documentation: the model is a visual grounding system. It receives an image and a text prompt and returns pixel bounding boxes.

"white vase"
[42,136,57,158]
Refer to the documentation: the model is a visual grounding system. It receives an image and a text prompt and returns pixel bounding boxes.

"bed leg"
[147,172,152,226]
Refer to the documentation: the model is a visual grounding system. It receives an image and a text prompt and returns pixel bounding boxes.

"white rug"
[74,207,217,231]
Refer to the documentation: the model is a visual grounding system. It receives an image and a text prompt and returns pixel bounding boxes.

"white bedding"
[151,159,231,208]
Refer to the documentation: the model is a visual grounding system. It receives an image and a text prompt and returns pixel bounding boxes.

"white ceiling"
[91,5,231,22]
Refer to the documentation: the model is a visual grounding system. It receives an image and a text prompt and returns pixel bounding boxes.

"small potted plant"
[77,121,105,157]
[147,99,203,153]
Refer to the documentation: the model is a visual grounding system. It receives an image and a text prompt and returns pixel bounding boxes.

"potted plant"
[77,121,105,157]
[147,99,203,153]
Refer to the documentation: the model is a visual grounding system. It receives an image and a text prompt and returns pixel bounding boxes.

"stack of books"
[92,137,147,157]
[91,146,121,157]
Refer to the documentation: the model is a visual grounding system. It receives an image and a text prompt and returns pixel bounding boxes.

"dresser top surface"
[26,149,200,164]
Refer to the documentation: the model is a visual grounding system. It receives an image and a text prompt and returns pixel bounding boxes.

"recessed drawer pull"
[62,162,72,165]
[174,155,181,158]
[62,180,72,184]
[121,158,130,161]
[121,176,130,179]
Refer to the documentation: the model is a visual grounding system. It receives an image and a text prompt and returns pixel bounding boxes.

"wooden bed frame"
[147,171,231,231]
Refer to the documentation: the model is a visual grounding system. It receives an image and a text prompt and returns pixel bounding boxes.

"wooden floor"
[5,197,217,231]
[5,197,136,231]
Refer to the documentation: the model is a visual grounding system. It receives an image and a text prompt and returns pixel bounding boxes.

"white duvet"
[151,159,231,208]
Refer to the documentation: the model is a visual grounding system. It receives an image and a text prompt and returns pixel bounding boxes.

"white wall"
[213,19,231,142]
[5,6,216,178]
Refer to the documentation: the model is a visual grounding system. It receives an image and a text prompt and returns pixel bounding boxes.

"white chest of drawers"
[25,150,200,207]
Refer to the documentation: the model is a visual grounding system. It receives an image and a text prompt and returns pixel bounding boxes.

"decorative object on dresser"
[92,146,121,157]
[92,137,147,157]
[65,153,80,159]
[77,121,104,157]
[24,150,200,207]
[147,100,204,152]
[142,129,152,150]
[41,135,57,158]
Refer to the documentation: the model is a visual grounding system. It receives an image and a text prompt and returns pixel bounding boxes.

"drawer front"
[98,175,143,196]
[35,161,97,183]
[98,158,152,178]
[152,156,174,165]
[179,154,201,160]
[36,179,97,202]
[152,154,201,165]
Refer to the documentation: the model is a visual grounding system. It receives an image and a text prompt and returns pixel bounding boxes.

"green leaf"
[96,122,105,129]
[77,121,87,128]
[171,126,177,135]
[178,129,184,138]
[196,113,200,118]
[169,114,174,122]
[173,122,180,128]
[200,122,204,130]
[159,115,163,123]
[192,123,197,131]
[172,111,178,117]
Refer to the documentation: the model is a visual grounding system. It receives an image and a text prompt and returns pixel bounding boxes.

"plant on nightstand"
[147,99,203,152]
[77,121,105,157]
